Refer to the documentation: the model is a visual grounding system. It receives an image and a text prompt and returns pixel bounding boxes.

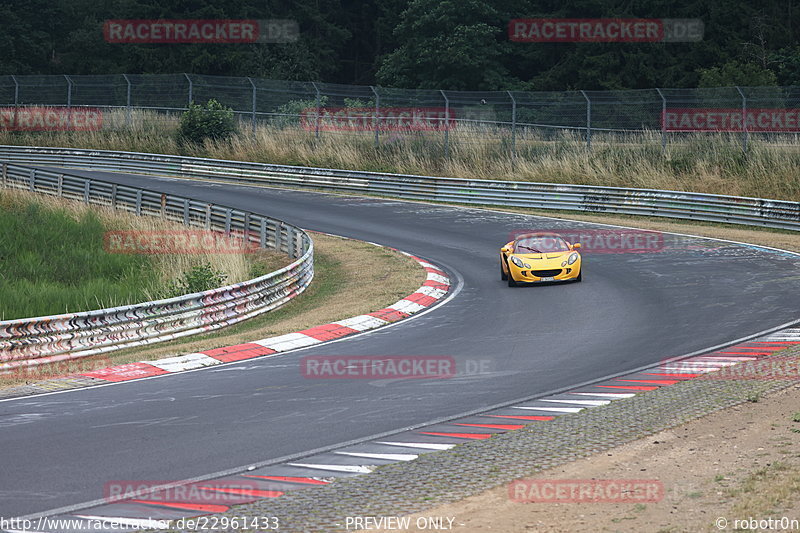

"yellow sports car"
[500,232,582,286]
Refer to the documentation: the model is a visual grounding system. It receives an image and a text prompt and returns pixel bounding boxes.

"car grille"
[531,269,562,278]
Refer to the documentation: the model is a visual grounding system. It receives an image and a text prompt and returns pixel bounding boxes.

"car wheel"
[501,260,508,281]
[507,273,517,287]
[576,270,582,282]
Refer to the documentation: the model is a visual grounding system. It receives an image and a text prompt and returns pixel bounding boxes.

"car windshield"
[514,236,570,253]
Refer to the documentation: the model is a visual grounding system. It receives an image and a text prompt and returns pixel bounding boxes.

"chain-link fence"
[1,73,799,154]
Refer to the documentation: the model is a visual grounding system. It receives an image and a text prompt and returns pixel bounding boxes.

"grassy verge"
[0,108,798,200]
[0,188,288,321]
[0,232,425,389]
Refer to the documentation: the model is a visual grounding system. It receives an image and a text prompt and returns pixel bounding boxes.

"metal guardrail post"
[83,180,90,204]
[205,204,212,229]
[370,85,380,148]
[286,225,295,257]
[440,90,450,158]
[1,163,7,188]
[260,217,267,248]
[183,199,190,225]
[111,183,118,208]
[184,73,193,105]
[311,82,321,140]
[247,77,257,136]
[225,208,232,236]
[655,88,667,154]
[736,86,749,153]
[57,174,63,197]
[581,90,591,149]
[135,190,142,215]
[160,193,167,217]
[507,90,517,159]
[28,169,35,192]
[65,75,73,110]
[122,74,132,128]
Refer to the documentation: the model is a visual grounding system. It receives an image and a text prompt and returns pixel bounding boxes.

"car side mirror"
[572,243,581,249]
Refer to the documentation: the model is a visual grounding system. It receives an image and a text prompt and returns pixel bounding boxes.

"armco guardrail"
[0,162,313,369]
[1,145,798,231]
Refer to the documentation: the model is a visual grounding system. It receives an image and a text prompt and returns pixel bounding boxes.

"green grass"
[0,192,156,320]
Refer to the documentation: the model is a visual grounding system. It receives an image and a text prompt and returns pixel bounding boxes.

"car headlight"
[510,256,531,268]
[567,252,579,265]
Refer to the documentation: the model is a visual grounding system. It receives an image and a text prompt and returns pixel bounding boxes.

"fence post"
[580,90,591,149]
[11,75,18,129]
[122,73,132,128]
[507,90,517,159]
[184,73,193,105]
[370,85,380,148]
[440,90,450,158]
[247,77,257,136]
[655,87,667,154]
[64,75,73,110]
[311,82,321,140]
[736,86,748,153]
[260,217,267,249]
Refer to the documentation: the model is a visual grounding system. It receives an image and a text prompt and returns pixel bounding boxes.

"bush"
[272,96,328,128]
[166,262,228,297]
[177,99,237,145]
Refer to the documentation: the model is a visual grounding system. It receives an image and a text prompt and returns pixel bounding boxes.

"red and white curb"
[15,326,799,533]
[77,249,451,383]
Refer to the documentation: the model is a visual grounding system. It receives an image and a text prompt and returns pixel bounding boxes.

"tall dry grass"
[0,108,797,200]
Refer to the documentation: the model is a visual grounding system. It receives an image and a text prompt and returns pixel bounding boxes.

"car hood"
[512,251,573,266]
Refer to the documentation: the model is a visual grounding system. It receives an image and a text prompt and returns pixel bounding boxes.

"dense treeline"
[0,0,798,90]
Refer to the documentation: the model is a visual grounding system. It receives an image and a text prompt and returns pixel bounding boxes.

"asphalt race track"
[1,168,799,518]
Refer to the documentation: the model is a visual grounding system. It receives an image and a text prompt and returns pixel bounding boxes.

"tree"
[376,0,512,90]
[698,60,778,87]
